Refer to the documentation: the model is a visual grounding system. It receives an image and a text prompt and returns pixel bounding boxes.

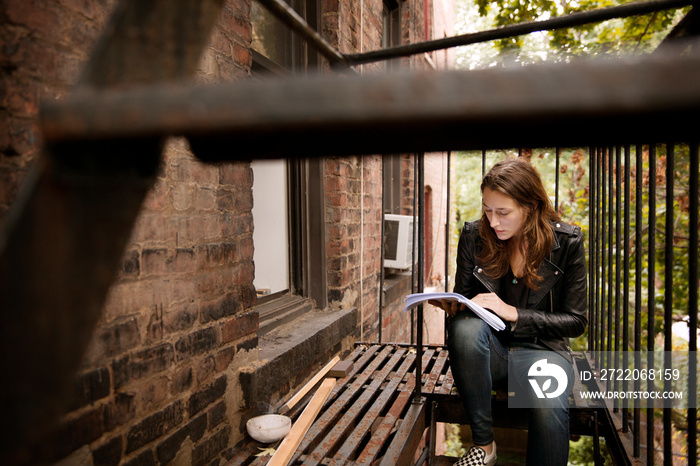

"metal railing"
[587,144,699,465]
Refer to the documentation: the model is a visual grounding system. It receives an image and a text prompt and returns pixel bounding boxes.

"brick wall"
[1,0,453,463]
[0,0,119,225]
[325,156,385,341]
[1,1,258,464]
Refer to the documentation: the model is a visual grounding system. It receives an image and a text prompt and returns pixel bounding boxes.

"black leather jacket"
[454,220,588,353]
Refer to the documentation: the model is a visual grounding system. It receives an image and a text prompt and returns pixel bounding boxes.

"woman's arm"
[430,222,482,317]
[511,230,588,339]
[453,222,483,299]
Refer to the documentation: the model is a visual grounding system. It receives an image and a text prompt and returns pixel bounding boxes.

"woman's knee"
[447,315,492,352]
[530,406,569,433]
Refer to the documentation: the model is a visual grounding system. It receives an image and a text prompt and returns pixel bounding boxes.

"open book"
[403,292,506,331]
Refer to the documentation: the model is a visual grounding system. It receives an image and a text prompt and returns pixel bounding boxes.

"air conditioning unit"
[384,214,414,270]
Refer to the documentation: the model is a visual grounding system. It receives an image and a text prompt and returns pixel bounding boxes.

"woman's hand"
[471,293,519,323]
[428,299,466,317]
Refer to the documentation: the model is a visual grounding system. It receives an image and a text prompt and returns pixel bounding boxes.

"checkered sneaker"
[453,444,497,466]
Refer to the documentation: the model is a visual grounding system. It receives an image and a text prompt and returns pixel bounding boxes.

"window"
[250,0,326,328]
[252,159,326,306]
[383,155,402,215]
[382,0,401,71]
[251,0,320,76]
[251,160,290,296]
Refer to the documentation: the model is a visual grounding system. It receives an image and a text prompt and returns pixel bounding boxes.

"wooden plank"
[354,375,415,464]
[328,360,354,378]
[419,348,436,385]
[279,356,340,415]
[281,346,375,422]
[267,378,336,466]
[328,345,381,399]
[328,352,416,465]
[378,397,427,466]
[301,348,408,466]
[439,367,455,395]
[291,346,394,459]
[423,347,449,394]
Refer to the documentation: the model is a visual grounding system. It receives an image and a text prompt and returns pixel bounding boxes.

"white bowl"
[246,414,292,443]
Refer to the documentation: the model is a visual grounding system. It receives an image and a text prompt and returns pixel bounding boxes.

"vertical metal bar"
[481,150,486,178]
[446,151,451,295]
[688,142,698,466]
[608,146,614,375]
[380,162,385,344]
[647,143,657,466]
[622,144,631,433]
[414,153,425,403]
[663,143,674,465]
[602,147,608,366]
[445,152,451,345]
[589,147,596,352]
[596,147,603,360]
[412,155,418,345]
[634,143,643,458]
[614,145,622,402]
[555,147,560,213]
[290,160,304,295]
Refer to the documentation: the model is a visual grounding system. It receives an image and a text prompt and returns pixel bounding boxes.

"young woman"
[431,158,588,466]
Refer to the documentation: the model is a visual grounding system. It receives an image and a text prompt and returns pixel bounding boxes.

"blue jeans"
[447,314,573,466]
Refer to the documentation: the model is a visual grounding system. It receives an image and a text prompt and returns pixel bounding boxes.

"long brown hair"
[477,158,560,289]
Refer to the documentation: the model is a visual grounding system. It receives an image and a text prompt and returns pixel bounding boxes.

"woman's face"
[482,187,527,242]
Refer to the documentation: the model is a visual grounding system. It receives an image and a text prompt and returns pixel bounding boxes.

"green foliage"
[569,436,613,465]
[444,424,467,457]
[456,0,689,66]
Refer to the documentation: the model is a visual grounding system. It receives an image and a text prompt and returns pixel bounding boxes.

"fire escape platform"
[229,343,615,465]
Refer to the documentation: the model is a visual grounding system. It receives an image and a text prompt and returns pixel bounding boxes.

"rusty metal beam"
[41,42,700,158]
[344,0,694,65]
[0,1,225,463]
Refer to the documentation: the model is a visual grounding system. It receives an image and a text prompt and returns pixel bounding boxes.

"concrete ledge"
[239,306,358,413]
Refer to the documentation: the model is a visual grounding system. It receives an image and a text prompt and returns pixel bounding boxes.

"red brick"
[208,401,226,430]
[112,343,175,388]
[192,426,230,466]
[104,392,136,432]
[220,311,258,343]
[155,413,206,464]
[69,367,111,411]
[171,367,193,395]
[138,376,170,411]
[220,8,251,44]
[91,436,122,466]
[194,187,217,211]
[163,302,198,334]
[174,327,218,361]
[196,356,216,384]
[188,376,227,417]
[174,247,196,273]
[219,162,252,186]
[215,346,236,372]
[97,318,141,359]
[50,406,104,460]
[141,248,172,276]
[232,42,251,68]
[6,0,62,38]
[126,401,184,453]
